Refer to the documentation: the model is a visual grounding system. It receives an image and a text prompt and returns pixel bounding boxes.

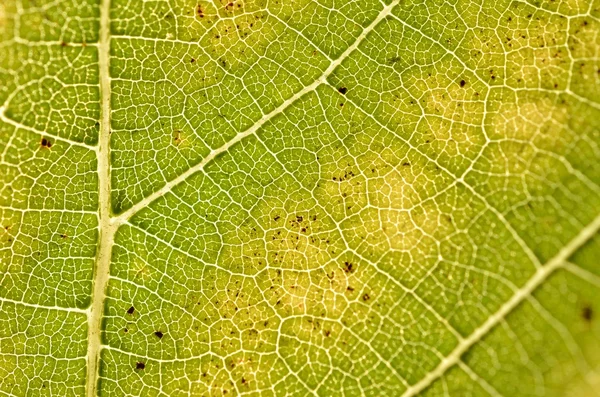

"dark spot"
[324,330,331,337]
[61,41,67,47]
[459,80,466,87]
[338,87,348,95]
[273,215,280,221]
[127,306,135,315]
[241,377,246,384]
[123,328,128,333]
[388,56,401,64]
[346,286,354,292]
[154,331,164,339]
[94,121,100,128]
[582,305,593,322]
[136,362,145,370]
[196,4,204,17]
[59,233,67,239]
[190,58,195,63]
[402,162,410,167]
[41,138,52,148]
[343,262,354,273]
[362,293,370,301]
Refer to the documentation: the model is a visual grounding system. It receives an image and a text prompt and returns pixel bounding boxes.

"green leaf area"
[1,0,600,396]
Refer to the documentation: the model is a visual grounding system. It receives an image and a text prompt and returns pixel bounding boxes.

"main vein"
[86,0,114,395]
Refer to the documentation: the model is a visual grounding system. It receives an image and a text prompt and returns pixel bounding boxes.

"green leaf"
[1,0,600,396]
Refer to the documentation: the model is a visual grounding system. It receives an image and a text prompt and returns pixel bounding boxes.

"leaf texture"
[0,0,600,396]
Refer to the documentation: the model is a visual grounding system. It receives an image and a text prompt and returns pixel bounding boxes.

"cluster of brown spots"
[222,1,242,12]
[196,4,205,18]
[362,293,370,302]
[40,138,52,148]
[332,169,355,182]
[342,261,354,273]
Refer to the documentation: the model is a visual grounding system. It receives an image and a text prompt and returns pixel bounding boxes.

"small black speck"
[460,80,466,87]
[582,305,593,322]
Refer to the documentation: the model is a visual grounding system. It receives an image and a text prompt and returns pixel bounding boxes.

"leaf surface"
[1,0,600,396]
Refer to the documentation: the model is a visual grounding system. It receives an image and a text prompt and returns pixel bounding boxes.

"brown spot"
[459,80,466,87]
[241,377,246,384]
[154,331,164,339]
[338,87,348,95]
[362,293,370,301]
[61,41,67,47]
[190,58,195,63]
[136,362,145,370]
[324,330,331,337]
[41,138,52,148]
[343,261,354,273]
[173,130,183,145]
[123,328,128,333]
[127,306,135,315]
[582,305,593,322]
[346,286,354,292]
[59,233,68,239]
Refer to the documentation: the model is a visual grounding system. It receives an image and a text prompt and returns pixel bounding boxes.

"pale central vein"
[85,0,114,395]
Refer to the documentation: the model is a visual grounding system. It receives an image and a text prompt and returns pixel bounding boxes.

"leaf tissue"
[1,0,599,396]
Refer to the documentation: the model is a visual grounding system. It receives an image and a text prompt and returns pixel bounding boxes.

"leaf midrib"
[85,0,113,394]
